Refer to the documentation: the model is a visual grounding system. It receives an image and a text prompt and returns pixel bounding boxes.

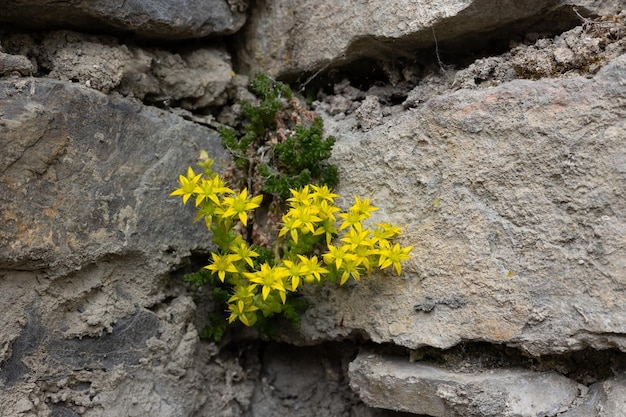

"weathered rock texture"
[1,31,239,109]
[235,0,620,78]
[297,53,626,357]
[404,21,626,106]
[0,51,33,76]
[349,352,582,417]
[0,0,248,39]
[0,78,226,278]
[1,0,626,416]
[0,78,234,416]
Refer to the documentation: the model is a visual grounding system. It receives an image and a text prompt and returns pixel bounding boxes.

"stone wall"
[1,1,625,416]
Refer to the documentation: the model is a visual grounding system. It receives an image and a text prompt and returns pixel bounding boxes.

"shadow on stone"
[0,306,158,387]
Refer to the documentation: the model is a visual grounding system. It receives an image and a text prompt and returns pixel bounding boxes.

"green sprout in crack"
[219,72,338,199]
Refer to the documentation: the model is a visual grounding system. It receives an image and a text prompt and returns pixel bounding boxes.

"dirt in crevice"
[298,10,626,123]
[283,4,590,91]
[213,339,423,417]
[190,337,626,416]
[407,341,626,385]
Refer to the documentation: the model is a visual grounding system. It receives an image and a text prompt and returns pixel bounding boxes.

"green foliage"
[199,312,229,342]
[274,118,334,174]
[250,71,292,102]
[217,126,251,169]
[219,72,337,199]
[244,72,292,134]
[263,117,338,198]
[183,268,213,287]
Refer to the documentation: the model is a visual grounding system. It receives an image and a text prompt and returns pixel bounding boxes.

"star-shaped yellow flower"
[311,184,339,203]
[221,188,263,226]
[228,300,259,326]
[378,242,413,275]
[194,175,233,206]
[297,255,329,283]
[204,252,239,282]
[341,223,374,250]
[170,167,202,204]
[287,185,314,206]
[350,195,379,218]
[244,263,288,303]
[323,244,355,270]
[229,242,260,268]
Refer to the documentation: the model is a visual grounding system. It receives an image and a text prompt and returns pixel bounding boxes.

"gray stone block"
[349,352,581,417]
[0,0,248,39]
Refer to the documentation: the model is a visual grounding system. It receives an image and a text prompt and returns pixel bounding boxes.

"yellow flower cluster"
[170,165,263,227]
[279,185,413,285]
[171,159,412,327]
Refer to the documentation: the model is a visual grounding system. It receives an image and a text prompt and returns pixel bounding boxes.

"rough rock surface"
[294,53,626,357]
[1,31,238,109]
[404,18,626,107]
[1,1,626,416]
[0,0,248,39]
[0,78,227,415]
[0,77,397,417]
[0,78,226,278]
[0,51,33,76]
[235,0,621,78]
[559,373,626,417]
[349,352,582,417]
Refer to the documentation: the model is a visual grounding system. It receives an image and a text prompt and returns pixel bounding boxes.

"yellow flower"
[375,222,402,239]
[297,255,329,283]
[221,188,263,226]
[338,259,363,285]
[194,175,232,206]
[204,252,239,282]
[228,283,257,304]
[352,244,374,273]
[229,242,260,268]
[279,214,301,243]
[292,205,321,235]
[350,195,379,218]
[323,244,355,270]
[316,199,340,222]
[378,242,413,275]
[170,166,202,204]
[338,210,364,231]
[245,263,288,303]
[314,219,338,245]
[341,223,374,250]
[311,184,339,203]
[194,201,218,228]
[228,300,259,326]
[282,259,307,291]
[338,196,378,230]
[370,223,401,245]
[287,185,314,207]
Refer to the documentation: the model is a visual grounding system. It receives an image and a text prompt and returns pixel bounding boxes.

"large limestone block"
[0,0,248,39]
[294,53,626,356]
[237,0,595,78]
[0,78,228,277]
[0,77,229,350]
[559,372,626,417]
[0,78,246,416]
